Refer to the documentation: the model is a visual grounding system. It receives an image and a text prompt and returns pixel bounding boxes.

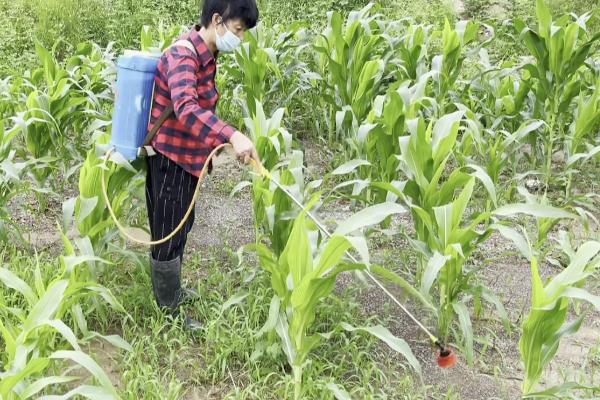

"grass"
[65,245,431,398]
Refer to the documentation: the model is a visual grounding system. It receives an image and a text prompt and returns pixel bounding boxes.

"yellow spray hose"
[101,145,442,349]
[101,143,232,246]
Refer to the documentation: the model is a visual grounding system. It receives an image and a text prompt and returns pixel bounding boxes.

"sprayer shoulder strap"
[141,39,199,155]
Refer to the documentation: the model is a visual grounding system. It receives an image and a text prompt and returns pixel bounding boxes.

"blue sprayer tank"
[111,51,161,160]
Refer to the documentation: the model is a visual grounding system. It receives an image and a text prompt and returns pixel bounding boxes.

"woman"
[145,0,260,330]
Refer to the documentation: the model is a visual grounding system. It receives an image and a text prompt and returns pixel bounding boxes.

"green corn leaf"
[510,120,545,144]
[49,350,119,398]
[547,287,600,311]
[0,357,50,397]
[76,196,99,226]
[62,256,111,274]
[334,202,406,236]
[283,213,312,288]
[536,0,552,40]
[369,265,435,311]
[524,381,597,398]
[39,385,118,400]
[341,323,421,374]
[256,295,281,337]
[481,288,511,333]
[252,243,287,298]
[453,302,474,365]
[420,252,449,296]
[21,376,79,399]
[275,311,296,365]
[314,236,353,276]
[0,266,38,306]
[466,165,497,207]
[40,319,81,351]
[22,280,69,334]
[346,235,370,265]
[433,203,453,249]
[451,178,475,229]
[492,224,532,260]
[544,241,600,298]
[291,264,363,340]
[62,197,77,232]
[84,333,133,353]
[326,382,352,400]
[493,204,577,219]
[331,159,371,175]
[432,111,464,163]
[0,318,16,365]
[539,316,584,370]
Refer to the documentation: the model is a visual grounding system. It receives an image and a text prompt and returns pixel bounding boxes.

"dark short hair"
[200,0,259,29]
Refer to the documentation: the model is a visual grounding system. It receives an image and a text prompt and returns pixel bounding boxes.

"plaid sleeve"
[165,47,236,146]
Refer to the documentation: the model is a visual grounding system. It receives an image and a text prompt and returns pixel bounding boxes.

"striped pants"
[145,152,198,262]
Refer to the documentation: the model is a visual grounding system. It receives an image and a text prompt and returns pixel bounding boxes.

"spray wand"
[101,144,457,368]
[249,159,457,367]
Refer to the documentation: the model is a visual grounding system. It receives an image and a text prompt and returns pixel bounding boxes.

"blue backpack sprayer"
[103,41,456,367]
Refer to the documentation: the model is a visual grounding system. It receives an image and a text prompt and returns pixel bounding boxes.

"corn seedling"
[431,20,480,112]
[140,23,187,53]
[313,3,388,149]
[230,101,302,255]
[493,187,582,258]
[460,116,545,202]
[227,23,309,119]
[70,134,141,255]
[326,73,434,208]
[253,207,420,399]
[368,112,507,363]
[13,42,114,196]
[389,21,432,83]
[0,235,129,399]
[518,237,600,396]
[514,0,600,184]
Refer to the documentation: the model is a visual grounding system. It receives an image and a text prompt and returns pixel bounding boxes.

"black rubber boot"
[179,255,200,306]
[150,257,202,332]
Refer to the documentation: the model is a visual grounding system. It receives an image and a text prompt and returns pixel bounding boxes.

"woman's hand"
[230,131,259,165]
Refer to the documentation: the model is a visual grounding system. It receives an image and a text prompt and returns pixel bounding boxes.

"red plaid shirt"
[149,26,236,177]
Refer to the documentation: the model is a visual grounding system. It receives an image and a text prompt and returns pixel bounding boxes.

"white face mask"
[215,21,242,53]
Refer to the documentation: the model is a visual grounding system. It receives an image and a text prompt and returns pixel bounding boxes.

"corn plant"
[140,23,186,53]
[367,112,507,362]
[458,116,545,203]
[0,236,129,399]
[493,187,584,259]
[519,238,600,396]
[431,20,479,112]
[253,208,419,399]
[388,21,432,83]
[14,42,114,191]
[227,23,310,119]
[231,101,300,255]
[514,0,600,183]
[561,79,600,201]
[58,124,144,259]
[463,49,532,133]
[326,71,433,207]
[313,3,388,148]
[0,120,24,209]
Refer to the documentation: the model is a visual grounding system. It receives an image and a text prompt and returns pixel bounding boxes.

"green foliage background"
[0,0,596,75]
